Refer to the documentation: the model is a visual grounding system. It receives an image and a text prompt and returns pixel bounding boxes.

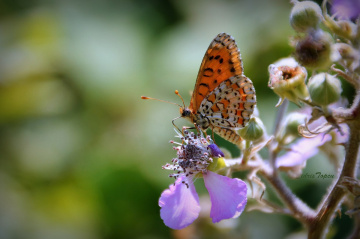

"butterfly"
[143,33,256,145]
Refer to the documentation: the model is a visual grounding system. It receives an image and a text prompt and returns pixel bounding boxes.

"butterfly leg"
[209,127,216,144]
[172,116,183,133]
[195,124,212,141]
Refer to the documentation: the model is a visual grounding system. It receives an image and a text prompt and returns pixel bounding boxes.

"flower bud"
[277,112,307,144]
[290,1,323,32]
[207,144,226,172]
[208,144,225,157]
[307,73,342,106]
[238,117,264,141]
[207,157,227,172]
[332,43,360,71]
[294,30,333,70]
[268,58,310,106]
[336,20,357,39]
[333,43,356,60]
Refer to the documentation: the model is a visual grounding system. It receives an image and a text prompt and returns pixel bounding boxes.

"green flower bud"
[308,73,342,106]
[290,1,323,32]
[332,43,359,71]
[238,117,264,141]
[294,30,333,70]
[207,157,227,172]
[333,42,358,60]
[277,112,307,144]
[323,13,357,41]
[336,20,357,39]
[268,58,310,106]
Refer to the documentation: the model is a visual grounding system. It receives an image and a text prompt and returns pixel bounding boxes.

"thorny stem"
[269,99,315,219]
[333,91,360,121]
[233,2,360,236]
[231,156,317,222]
[243,1,360,238]
[260,91,360,237]
[307,93,360,238]
[233,91,359,236]
[257,99,313,223]
[331,65,360,90]
[349,213,360,239]
[306,5,360,234]
[263,99,317,223]
[258,82,360,237]
[257,98,314,222]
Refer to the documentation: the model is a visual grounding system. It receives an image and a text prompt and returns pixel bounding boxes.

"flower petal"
[276,134,331,168]
[335,124,349,144]
[159,175,200,230]
[208,144,225,157]
[332,0,360,19]
[203,171,247,223]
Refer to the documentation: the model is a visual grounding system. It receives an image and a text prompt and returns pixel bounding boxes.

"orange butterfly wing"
[189,33,244,112]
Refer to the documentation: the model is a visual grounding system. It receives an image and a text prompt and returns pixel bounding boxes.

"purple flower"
[276,123,349,170]
[276,133,332,168]
[159,130,247,230]
[276,101,350,170]
[332,0,360,19]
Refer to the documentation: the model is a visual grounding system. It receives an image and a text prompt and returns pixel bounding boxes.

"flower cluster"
[263,1,358,237]
[159,130,247,230]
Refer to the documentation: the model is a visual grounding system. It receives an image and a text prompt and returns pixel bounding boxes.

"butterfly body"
[181,33,256,145]
[180,107,210,129]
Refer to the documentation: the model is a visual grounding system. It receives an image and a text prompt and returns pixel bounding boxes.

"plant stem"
[269,99,289,175]
[349,213,360,239]
[273,99,289,136]
[308,96,360,238]
[261,170,316,225]
[260,98,317,224]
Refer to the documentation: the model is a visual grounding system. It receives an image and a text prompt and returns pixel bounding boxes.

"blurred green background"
[0,0,352,238]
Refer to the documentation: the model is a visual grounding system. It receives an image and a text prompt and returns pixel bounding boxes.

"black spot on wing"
[203,68,214,77]
[199,83,209,88]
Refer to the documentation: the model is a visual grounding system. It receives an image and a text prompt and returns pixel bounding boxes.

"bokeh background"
[0,0,353,238]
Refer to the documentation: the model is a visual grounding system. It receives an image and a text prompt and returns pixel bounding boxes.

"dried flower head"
[294,30,333,69]
[268,57,310,106]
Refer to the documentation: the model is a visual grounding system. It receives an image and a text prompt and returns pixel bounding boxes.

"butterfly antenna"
[174,90,186,108]
[141,96,182,108]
